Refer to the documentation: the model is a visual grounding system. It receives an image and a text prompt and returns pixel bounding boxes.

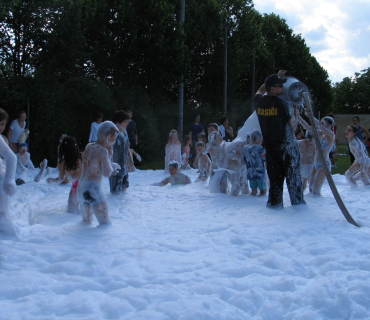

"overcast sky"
[253,0,370,83]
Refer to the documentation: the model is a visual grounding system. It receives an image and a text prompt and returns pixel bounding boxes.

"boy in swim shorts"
[77,121,121,225]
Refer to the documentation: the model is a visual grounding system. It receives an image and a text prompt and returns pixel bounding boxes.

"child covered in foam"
[297,131,316,191]
[344,125,370,186]
[194,142,211,182]
[77,121,121,225]
[243,129,267,196]
[0,109,17,235]
[16,142,50,183]
[153,161,191,186]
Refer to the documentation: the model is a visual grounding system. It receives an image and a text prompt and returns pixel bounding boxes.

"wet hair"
[352,115,360,121]
[96,112,103,119]
[348,125,358,134]
[18,142,28,149]
[207,123,218,131]
[97,121,119,141]
[58,135,80,171]
[0,108,9,122]
[220,116,229,125]
[183,135,191,145]
[167,129,180,144]
[323,116,334,131]
[305,131,313,139]
[195,141,205,148]
[112,110,129,124]
[250,129,262,144]
[197,132,206,141]
[169,160,179,169]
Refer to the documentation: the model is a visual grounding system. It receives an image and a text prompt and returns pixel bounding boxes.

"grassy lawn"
[331,144,351,175]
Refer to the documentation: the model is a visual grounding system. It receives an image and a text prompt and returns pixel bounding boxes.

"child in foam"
[299,114,335,195]
[0,109,17,235]
[7,110,29,152]
[297,131,316,191]
[77,121,121,225]
[243,129,267,196]
[344,125,370,186]
[153,161,191,186]
[194,142,211,182]
[164,130,182,174]
[109,110,130,195]
[47,135,82,214]
[16,143,50,183]
[0,108,9,145]
[181,135,192,170]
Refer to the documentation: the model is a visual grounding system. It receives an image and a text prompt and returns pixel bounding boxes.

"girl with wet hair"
[164,129,182,173]
[344,125,370,186]
[299,113,335,195]
[46,135,82,213]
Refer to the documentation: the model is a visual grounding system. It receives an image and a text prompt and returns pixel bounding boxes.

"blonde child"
[182,135,192,170]
[164,129,182,173]
[153,161,191,186]
[344,125,370,186]
[194,142,211,181]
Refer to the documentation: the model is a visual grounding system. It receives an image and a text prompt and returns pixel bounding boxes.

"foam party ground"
[1,167,370,319]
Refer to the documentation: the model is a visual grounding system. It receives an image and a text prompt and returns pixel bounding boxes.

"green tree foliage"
[0,0,333,164]
[331,68,370,114]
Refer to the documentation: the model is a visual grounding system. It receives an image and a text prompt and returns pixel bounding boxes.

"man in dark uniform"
[253,70,305,209]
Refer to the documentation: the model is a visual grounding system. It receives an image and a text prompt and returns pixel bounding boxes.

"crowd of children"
[1,106,370,235]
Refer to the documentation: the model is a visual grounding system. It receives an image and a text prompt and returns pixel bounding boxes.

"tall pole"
[251,48,255,114]
[27,99,30,147]
[223,20,228,115]
[177,0,185,140]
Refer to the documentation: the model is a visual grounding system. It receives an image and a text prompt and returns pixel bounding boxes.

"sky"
[253,0,370,83]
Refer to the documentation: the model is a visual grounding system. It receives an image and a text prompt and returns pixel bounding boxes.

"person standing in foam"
[0,130,17,235]
[299,114,335,195]
[77,121,120,225]
[344,125,370,186]
[48,135,82,213]
[297,131,316,191]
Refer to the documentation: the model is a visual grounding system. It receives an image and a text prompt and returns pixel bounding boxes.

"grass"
[136,145,352,175]
[331,144,351,175]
